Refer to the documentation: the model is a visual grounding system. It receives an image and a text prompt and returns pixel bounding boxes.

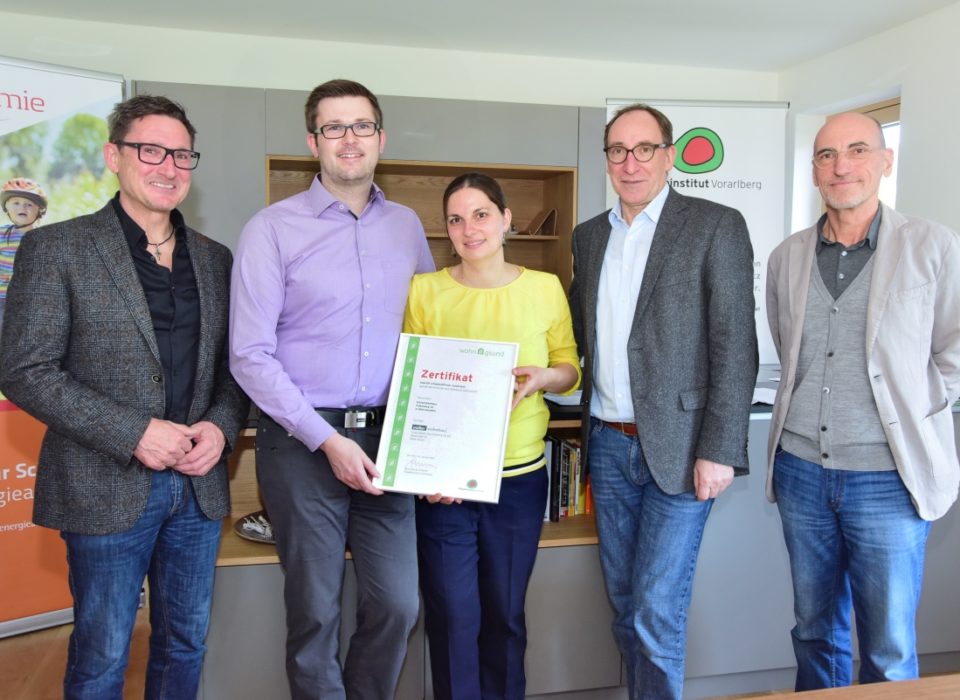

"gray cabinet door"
[265,89,579,167]
[524,545,622,694]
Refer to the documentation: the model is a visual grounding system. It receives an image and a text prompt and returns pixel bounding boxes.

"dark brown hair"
[604,103,673,147]
[108,95,196,146]
[304,79,383,133]
[442,172,508,218]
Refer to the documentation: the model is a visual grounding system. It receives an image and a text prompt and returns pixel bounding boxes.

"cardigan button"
[151,374,162,383]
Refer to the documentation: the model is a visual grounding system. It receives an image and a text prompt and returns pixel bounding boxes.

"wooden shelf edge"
[216,518,279,567]
[244,418,580,437]
[425,232,560,241]
[216,514,598,567]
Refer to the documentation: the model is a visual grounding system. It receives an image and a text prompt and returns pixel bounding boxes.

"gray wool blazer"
[569,188,759,494]
[0,203,249,535]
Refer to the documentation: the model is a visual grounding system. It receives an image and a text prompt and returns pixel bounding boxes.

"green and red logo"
[674,127,724,174]
[466,479,478,489]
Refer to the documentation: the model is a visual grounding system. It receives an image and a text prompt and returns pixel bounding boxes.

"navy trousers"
[416,467,548,700]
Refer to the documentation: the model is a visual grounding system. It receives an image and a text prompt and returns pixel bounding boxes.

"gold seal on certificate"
[374,334,519,503]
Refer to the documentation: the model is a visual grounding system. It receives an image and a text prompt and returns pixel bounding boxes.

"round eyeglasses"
[603,142,669,164]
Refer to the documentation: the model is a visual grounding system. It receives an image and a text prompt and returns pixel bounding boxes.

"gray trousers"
[256,414,419,700]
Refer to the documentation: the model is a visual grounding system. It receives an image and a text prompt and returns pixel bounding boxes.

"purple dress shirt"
[230,176,434,451]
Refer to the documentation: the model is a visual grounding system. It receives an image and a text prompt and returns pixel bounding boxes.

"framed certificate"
[374,334,518,503]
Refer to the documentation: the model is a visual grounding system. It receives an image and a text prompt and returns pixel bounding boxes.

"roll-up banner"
[606,99,788,365]
[0,56,124,637]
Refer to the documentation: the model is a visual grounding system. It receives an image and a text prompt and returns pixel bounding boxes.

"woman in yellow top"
[404,172,580,700]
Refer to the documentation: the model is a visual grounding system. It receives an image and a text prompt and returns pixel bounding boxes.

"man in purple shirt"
[230,79,434,699]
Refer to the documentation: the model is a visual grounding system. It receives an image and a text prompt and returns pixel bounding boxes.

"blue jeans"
[588,419,713,700]
[61,469,221,700]
[773,449,931,690]
[416,467,548,700]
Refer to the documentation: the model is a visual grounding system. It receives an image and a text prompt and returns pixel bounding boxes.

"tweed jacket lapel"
[581,215,613,361]
[186,228,215,389]
[631,188,687,330]
[90,206,160,362]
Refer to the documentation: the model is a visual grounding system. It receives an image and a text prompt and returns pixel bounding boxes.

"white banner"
[0,55,123,637]
[1,57,123,136]
[606,99,788,364]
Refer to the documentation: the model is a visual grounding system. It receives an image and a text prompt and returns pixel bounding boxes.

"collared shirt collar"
[608,184,670,230]
[111,192,187,251]
[307,175,384,217]
[816,205,882,252]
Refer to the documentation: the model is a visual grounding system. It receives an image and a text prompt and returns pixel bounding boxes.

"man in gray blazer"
[0,95,248,699]
[568,103,757,700]
[766,112,960,690]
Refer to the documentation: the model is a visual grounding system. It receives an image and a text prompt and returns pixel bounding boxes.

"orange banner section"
[0,408,71,624]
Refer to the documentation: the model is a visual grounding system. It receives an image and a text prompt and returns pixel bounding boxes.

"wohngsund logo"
[459,346,507,358]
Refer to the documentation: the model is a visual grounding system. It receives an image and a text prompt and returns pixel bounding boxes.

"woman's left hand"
[511,363,580,410]
[511,366,551,409]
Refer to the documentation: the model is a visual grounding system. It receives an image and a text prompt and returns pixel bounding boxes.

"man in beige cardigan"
[766,112,960,691]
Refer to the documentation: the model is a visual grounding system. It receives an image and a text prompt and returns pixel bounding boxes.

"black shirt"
[112,195,200,424]
[815,207,881,300]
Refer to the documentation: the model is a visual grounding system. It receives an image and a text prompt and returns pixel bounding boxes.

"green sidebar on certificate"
[374,334,519,503]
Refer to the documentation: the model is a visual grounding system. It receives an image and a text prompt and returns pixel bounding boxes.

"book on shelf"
[547,436,561,522]
[543,437,591,522]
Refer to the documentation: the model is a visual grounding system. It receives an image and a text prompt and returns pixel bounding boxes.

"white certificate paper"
[374,334,519,503]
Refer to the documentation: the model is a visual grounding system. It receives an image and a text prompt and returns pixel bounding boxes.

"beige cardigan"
[765,203,960,521]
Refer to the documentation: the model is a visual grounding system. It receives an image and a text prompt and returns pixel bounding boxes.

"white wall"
[7,3,959,233]
[780,1,960,232]
[1,12,777,108]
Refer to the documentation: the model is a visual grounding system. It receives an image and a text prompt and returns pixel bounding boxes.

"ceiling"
[12,0,957,71]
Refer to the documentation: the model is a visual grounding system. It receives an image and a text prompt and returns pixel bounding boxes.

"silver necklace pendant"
[148,229,174,263]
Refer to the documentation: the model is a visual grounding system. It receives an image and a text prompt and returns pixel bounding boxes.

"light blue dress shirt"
[591,185,670,422]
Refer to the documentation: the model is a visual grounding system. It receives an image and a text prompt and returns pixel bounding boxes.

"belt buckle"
[344,410,367,429]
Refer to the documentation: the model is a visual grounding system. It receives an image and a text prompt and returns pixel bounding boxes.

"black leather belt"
[315,406,386,429]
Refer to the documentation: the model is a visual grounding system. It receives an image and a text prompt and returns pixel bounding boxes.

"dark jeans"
[774,449,930,689]
[62,469,220,700]
[588,418,713,700]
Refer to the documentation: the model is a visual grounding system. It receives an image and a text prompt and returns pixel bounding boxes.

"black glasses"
[313,121,380,140]
[115,141,201,170]
[603,142,669,164]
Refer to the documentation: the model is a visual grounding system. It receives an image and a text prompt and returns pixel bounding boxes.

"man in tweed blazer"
[568,104,757,700]
[0,95,247,699]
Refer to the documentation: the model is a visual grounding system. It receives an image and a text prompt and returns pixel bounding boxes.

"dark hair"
[442,172,508,218]
[108,95,196,146]
[304,79,383,133]
[604,103,673,147]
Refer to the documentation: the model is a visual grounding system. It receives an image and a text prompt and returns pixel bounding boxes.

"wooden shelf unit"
[266,157,578,289]
[221,417,594,567]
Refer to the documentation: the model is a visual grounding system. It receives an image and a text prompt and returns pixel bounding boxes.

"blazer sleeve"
[0,230,152,465]
[568,223,586,356]
[196,245,249,451]
[696,206,759,466]
[932,228,960,402]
